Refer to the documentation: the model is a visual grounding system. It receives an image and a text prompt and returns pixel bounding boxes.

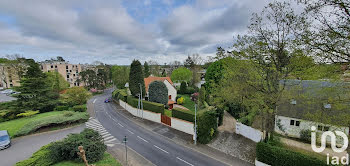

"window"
[51,65,53,68]
[67,75,69,79]
[169,95,171,99]
[295,121,300,126]
[73,74,75,77]
[55,65,57,68]
[290,120,295,126]
[66,66,68,69]
[318,125,323,131]
[324,126,330,131]
[70,70,72,72]
[318,125,330,131]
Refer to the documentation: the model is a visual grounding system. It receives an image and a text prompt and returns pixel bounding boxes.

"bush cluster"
[300,129,311,143]
[49,129,106,163]
[148,81,168,105]
[16,129,106,166]
[172,108,194,122]
[127,97,164,114]
[54,105,69,111]
[73,105,87,112]
[256,142,327,166]
[16,110,40,117]
[112,89,128,102]
[197,108,218,144]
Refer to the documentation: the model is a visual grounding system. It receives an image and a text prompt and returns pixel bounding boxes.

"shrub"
[73,105,87,112]
[63,111,74,117]
[148,81,168,105]
[300,129,311,143]
[175,95,182,102]
[177,97,184,105]
[63,87,91,106]
[185,87,196,94]
[112,89,128,102]
[197,108,218,144]
[179,81,187,94]
[49,128,106,163]
[127,97,164,114]
[14,112,89,137]
[16,144,55,166]
[256,142,327,166]
[172,108,194,122]
[54,105,69,111]
[16,110,40,117]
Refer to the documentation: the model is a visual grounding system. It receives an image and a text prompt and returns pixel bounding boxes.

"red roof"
[144,76,174,92]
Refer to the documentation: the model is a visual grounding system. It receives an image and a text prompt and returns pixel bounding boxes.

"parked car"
[0,130,11,150]
[1,89,13,94]
[104,98,111,103]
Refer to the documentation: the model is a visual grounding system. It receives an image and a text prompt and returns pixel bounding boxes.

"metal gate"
[161,114,171,126]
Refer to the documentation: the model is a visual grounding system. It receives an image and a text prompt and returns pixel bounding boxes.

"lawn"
[0,111,88,137]
[53,152,121,166]
[180,94,196,112]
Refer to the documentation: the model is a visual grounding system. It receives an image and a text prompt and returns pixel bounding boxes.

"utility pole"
[139,83,143,119]
[194,103,197,145]
[123,136,128,165]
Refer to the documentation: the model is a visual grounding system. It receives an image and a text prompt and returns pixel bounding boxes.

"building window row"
[290,119,300,127]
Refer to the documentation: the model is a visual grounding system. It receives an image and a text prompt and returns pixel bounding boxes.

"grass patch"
[164,109,172,117]
[181,95,195,113]
[0,111,88,138]
[53,152,121,166]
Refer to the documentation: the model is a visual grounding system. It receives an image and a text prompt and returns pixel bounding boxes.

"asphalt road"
[0,93,16,103]
[94,90,248,166]
[0,125,84,166]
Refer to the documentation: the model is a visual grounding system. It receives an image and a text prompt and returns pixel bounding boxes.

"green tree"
[46,72,70,92]
[63,87,91,106]
[179,81,187,94]
[16,59,59,112]
[129,60,145,97]
[170,67,192,83]
[111,65,129,89]
[148,81,168,105]
[144,61,150,78]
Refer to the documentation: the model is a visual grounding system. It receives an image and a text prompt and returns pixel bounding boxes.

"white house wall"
[275,115,349,144]
[163,80,177,101]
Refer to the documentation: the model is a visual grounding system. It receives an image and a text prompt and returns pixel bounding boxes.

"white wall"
[171,117,194,135]
[164,80,177,101]
[236,122,263,143]
[275,115,349,144]
[119,100,161,123]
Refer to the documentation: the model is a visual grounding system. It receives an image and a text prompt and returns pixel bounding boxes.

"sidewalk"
[110,102,253,166]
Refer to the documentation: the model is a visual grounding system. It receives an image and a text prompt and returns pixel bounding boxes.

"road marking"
[118,123,124,127]
[137,136,149,143]
[86,123,103,128]
[126,129,134,134]
[102,133,111,138]
[104,136,114,141]
[93,99,97,103]
[105,138,117,142]
[153,145,169,154]
[106,144,115,147]
[99,131,109,135]
[86,124,104,130]
[176,157,194,166]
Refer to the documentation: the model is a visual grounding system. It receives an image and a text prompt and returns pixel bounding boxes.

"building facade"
[40,61,83,87]
[0,64,21,88]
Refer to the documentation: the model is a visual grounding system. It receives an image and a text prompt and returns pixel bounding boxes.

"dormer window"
[290,99,297,105]
[324,104,331,109]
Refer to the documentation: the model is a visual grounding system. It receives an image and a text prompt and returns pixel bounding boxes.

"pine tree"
[16,59,59,112]
[129,60,145,97]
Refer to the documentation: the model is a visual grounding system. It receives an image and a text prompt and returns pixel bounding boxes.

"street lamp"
[139,83,143,119]
[191,93,198,145]
[123,136,128,165]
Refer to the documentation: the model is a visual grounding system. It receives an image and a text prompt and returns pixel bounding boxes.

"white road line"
[104,136,114,141]
[86,123,103,127]
[99,131,109,135]
[101,133,111,138]
[106,144,115,147]
[126,129,134,134]
[137,136,149,143]
[105,138,117,142]
[153,145,169,154]
[93,99,97,104]
[176,157,194,166]
[86,124,104,130]
[118,123,124,127]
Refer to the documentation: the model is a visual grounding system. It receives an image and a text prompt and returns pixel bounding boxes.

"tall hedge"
[172,108,194,122]
[197,108,218,144]
[149,81,168,105]
[129,60,145,97]
[256,142,327,166]
[127,97,164,114]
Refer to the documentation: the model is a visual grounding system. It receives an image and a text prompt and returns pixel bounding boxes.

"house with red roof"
[144,76,177,109]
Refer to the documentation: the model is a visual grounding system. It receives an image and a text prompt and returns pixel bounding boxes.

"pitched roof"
[144,76,174,92]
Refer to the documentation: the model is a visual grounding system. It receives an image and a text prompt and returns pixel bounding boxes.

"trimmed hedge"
[197,109,218,144]
[73,104,87,112]
[127,97,164,114]
[256,142,327,166]
[172,108,194,122]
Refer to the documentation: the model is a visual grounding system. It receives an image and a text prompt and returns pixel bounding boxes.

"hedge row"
[172,108,194,122]
[256,142,327,166]
[16,144,55,166]
[127,97,164,114]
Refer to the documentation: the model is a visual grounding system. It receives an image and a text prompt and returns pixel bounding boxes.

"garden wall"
[119,99,195,140]
[236,122,263,142]
[119,100,161,123]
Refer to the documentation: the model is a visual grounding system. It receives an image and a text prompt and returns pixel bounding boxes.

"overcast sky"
[0,0,271,65]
